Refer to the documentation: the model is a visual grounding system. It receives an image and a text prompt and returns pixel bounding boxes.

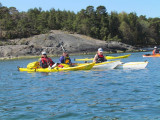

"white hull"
[93,60,121,69]
[115,61,148,69]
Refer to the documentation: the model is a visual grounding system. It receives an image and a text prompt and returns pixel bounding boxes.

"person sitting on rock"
[40,51,55,68]
[152,46,159,55]
[59,51,72,65]
[93,48,107,63]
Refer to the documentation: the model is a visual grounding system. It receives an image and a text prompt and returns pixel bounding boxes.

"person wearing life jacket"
[93,48,107,63]
[39,51,55,68]
[59,51,72,64]
[152,46,159,55]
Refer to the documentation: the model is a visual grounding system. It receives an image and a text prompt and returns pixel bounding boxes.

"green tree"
[109,11,120,38]
[119,21,134,44]
[73,9,88,34]
[1,4,160,46]
[62,10,75,31]
[96,6,109,39]
[0,2,2,8]
[37,11,49,33]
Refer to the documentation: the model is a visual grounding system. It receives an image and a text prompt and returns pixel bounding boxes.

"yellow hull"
[75,54,131,61]
[19,63,95,72]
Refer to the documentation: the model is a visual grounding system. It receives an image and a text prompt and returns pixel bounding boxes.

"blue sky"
[1,0,160,18]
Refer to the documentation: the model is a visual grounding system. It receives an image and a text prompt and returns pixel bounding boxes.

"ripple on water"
[1,53,160,119]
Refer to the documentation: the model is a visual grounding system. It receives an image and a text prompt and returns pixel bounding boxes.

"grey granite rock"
[0,30,139,58]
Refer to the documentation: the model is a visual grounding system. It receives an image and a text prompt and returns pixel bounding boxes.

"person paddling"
[93,48,107,63]
[59,51,72,65]
[152,46,159,55]
[40,52,56,68]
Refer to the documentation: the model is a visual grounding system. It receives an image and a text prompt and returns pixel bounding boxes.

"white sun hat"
[98,48,103,52]
[42,51,47,55]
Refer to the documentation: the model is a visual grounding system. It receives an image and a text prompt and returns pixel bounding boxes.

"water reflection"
[40,72,50,76]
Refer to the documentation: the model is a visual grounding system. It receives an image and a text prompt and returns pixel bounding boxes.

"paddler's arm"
[39,59,46,68]
[59,56,64,63]
[152,50,155,55]
[69,57,72,64]
[93,54,98,63]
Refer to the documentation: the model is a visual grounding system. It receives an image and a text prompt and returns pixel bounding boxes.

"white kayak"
[115,61,148,69]
[93,60,121,69]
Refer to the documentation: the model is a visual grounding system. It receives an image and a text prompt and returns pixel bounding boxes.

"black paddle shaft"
[60,42,67,52]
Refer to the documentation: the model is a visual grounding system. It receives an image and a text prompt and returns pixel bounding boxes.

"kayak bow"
[93,60,121,69]
[143,54,160,57]
[115,61,148,69]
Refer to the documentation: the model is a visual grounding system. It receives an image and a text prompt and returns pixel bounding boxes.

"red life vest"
[98,54,104,58]
[41,57,54,68]
[97,53,105,63]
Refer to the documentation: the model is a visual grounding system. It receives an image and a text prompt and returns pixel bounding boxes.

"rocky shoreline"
[0,30,144,60]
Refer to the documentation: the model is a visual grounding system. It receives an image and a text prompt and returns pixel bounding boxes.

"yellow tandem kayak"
[18,62,95,72]
[74,54,131,61]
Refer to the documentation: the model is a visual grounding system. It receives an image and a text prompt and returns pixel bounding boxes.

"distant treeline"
[0,3,160,46]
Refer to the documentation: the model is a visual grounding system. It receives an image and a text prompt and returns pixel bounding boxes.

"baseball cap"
[98,48,103,52]
[42,51,47,55]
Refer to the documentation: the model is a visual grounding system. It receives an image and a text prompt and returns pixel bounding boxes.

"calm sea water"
[1,52,160,120]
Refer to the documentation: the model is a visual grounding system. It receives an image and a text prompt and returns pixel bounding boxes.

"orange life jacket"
[153,49,159,55]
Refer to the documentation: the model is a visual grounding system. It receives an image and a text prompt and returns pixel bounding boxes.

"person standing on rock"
[59,51,72,65]
[40,51,56,68]
[93,48,107,63]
